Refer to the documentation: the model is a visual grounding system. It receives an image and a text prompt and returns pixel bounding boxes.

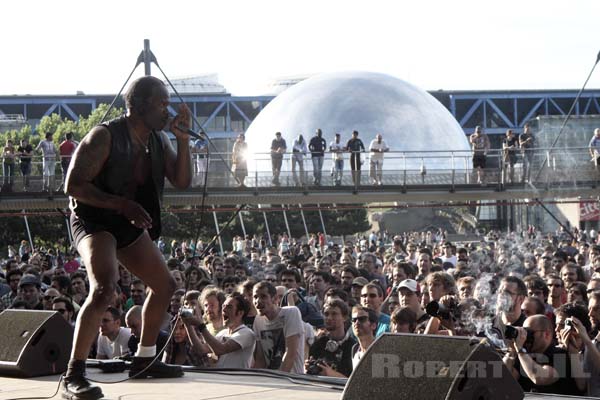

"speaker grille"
[0,310,54,362]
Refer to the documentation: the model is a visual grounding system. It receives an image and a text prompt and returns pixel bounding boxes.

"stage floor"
[1,368,598,400]
[0,368,344,400]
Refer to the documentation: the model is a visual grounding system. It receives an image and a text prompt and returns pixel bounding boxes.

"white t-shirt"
[352,347,364,370]
[440,255,457,267]
[330,141,344,161]
[215,325,256,369]
[253,306,305,374]
[36,140,56,159]
[97,327,132,359]
[369,139,389,162]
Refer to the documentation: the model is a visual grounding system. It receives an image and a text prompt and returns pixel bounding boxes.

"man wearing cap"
[440,242,457,267]
[270,132,286,186]
[351,277,368,304]
[17,274,43,310]
[469,125,490,184]
[329,133,345,186]
[397,279,430,333]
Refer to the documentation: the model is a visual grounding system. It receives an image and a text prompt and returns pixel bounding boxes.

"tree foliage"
[0,103,124,147]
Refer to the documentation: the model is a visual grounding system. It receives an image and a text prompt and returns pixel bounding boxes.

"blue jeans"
[312,156,324,184]
[333,159,343,184]
[3,162,14,187]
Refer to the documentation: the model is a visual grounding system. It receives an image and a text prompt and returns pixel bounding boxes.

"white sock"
[135,345,156,358]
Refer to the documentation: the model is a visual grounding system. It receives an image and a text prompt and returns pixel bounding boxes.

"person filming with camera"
[305,300,356,377]
[503,314,584,395]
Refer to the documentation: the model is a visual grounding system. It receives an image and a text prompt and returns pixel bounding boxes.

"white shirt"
[292,138,308,156]
[352,347,364,370]
[253,306,305,374]
[330,140,344,161]
[369,139,389,162]
[36,140,56,159]
[440,255,457,267]
[215,325,256,369]
[97,327,132,359]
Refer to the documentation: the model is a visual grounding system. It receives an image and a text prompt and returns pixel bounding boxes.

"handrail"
[0,147,597,194]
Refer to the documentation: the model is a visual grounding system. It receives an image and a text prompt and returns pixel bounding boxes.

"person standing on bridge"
[62,76,192,400]
[469,125,490,184]
[519,123,534,183]
[502,129,518,183]
[270,131,286,186]
[17,138,33,191]
[36,131,58,193]
[309,128,327,185]
[59,132,78,191]
[369,133,389,185]
[2,139,16,192]
[291,134,308,186]
[347,130,365,188]
[589,128,600,168]
[329,133,345,186]
[232,133,248,187]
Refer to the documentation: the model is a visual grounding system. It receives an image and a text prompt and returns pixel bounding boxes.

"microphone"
[167,117,205,140]
[182,127,205,141]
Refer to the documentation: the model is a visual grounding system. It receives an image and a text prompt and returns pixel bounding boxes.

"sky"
[2,0,600,96]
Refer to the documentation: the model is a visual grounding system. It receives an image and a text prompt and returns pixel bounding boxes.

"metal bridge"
[0,148,598,211]
[2,89,600,139]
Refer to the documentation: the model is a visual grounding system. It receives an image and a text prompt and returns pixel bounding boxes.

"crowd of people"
[2,225,600,396]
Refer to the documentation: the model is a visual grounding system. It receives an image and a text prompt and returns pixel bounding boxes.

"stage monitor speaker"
[342,333,523,400]
[0,309,73,377]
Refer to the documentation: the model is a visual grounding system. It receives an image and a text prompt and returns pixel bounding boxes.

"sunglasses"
[361,293,378,298]
[351,316,369,323]
[44,295,56,301]
[55,309,67,314]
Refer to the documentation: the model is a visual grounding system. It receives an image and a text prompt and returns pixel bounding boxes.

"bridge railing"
[0,147,597,194]
[188,147,599,190]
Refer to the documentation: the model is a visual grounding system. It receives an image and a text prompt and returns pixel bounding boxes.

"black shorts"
[70,213,144,250]
[505,153,517,165]
[473,155,486,169]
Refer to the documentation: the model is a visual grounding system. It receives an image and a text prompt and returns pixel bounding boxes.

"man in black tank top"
[62,76,193,400]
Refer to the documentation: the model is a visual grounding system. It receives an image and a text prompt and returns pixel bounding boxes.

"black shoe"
[62,375,103,400]
[129,356,184,379]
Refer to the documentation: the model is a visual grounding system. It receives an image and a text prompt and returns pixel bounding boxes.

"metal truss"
[439,89,600,135]
[0,94,273,137]
[1,89,600,137]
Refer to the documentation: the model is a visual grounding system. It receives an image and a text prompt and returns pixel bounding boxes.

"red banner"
[581,201,600,221]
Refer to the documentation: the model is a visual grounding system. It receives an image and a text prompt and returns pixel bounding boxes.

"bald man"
[503,315,581,395]
[125,305,169,360]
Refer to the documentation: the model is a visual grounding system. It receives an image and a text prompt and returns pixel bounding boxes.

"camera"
[179,307,194,318]
[425,299,457,320]
[565,318,573,328]
[306,359,323,375]
[505,325,535,349]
